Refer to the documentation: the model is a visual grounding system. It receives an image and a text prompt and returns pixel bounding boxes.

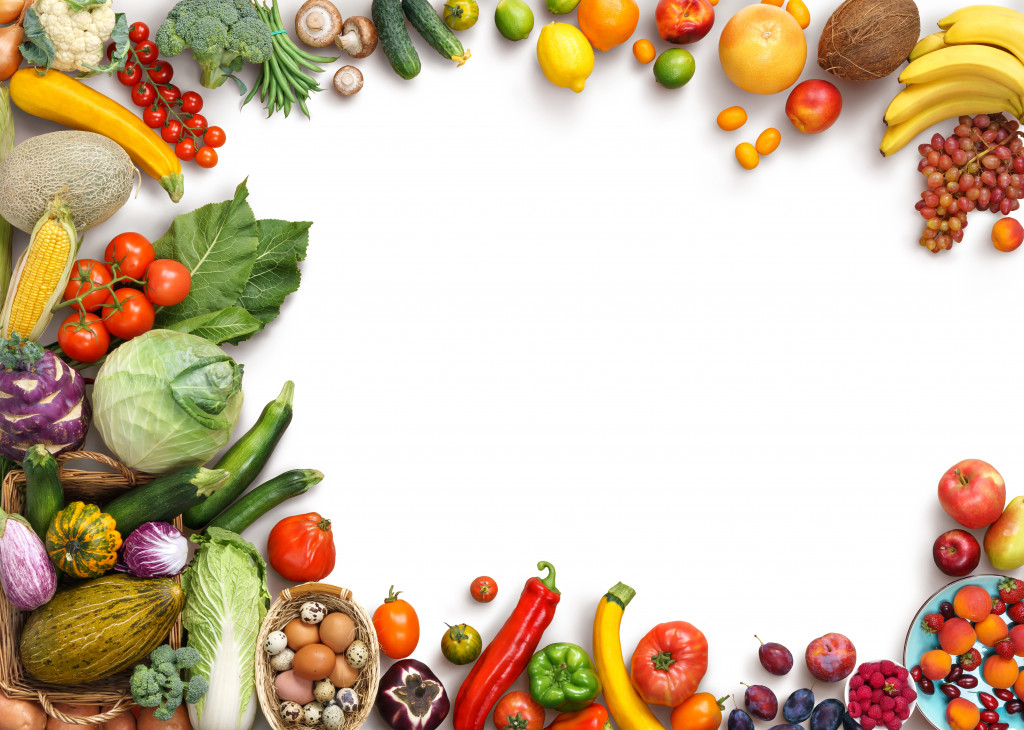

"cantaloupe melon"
[0,131,136,233]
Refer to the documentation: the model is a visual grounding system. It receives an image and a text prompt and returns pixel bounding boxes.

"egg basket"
[0,451,183,726]
[256,582,381,730]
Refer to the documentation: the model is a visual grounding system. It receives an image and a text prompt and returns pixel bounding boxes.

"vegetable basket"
[256,583,381,730]
[0,451,183,726]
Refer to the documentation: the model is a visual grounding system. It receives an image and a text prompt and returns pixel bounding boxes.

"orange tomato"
[755,128,781,155]
[716,106,747,131]
[372,586,420,659]
[670,693,728,730]
[633,38,655,64]
[735,142,759,170]
[785,0,810,29]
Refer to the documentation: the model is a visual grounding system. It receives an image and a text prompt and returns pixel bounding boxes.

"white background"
[11,0,1024,727]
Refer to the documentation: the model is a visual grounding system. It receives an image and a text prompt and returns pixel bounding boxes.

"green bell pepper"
[527,642,602,712]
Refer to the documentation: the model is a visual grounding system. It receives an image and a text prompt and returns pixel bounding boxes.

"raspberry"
[896,666,909,681]
[1008,601,1024,623]
[861,662,882,676]
[851,675,865,690]
[849,701,863,718]
[880,697,896,711]
[858,686,873,700]
[862,718,877,730]
[882,711,895,724]
[884,678,902,695]
[868,706,883,720]
[870,672,886,689]
[894,697,908,713]
[871,690,884,704]
[886,719,902,730]
[896,708,911,721]
[901,687,917,702]
[880,660,897,676]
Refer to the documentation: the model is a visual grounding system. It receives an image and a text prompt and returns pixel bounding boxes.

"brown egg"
[319,612,358,653]
[292,643,336,681]
[329,653,360,688]
[284,617,320,650]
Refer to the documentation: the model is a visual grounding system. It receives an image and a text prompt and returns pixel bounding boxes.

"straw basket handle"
[56,451,140,484]
[37,692,132,725]
[281,582,353,601]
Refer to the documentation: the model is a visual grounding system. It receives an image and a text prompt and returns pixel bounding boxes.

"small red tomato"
[267,512,336,582]
[471,576,498,603]
[161,120,183,143]
[175,138,196,161]
[105,232,155,279]
[184,114,208,134]
[144,259,191,306]
[203,126,226,148]
[142,103,167,128]
[134,40,159,64]
[195,146,218,169]
[493,692,545,730]
[180,90,203,114]
[57,313,110,364]
[148,60,173,84]
[158,84,181,105]
[102,288,155,340]
[117,62,142,86]
[105,41,117,60]
[128,21,149,43]
[63,259,114,312]
[130,82,155,107]
[373,586,420,659]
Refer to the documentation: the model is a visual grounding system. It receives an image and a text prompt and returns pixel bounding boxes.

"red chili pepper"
[454,561,561,730]
[544,704,612,730]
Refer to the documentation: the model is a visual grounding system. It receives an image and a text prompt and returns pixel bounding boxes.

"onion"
[0,25,23,83]
[0,0,24,25]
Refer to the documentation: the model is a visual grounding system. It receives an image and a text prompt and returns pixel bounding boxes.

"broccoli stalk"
[130,644,209,721]
[154,0,273,90]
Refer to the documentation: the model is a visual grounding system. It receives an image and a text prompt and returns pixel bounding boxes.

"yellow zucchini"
[9,69,184,202]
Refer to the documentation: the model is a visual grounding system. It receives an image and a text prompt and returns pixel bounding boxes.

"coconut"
[817,0,920,82]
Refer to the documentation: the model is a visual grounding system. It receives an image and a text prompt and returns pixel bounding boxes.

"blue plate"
[905,575,1022,730]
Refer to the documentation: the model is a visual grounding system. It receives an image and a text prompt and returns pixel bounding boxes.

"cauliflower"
[34,0,117,72]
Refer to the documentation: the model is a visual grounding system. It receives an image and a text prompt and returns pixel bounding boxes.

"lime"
[653,48,695,89]
[547,0,581,15]
[495,0,535,41]
[444,0,479,30]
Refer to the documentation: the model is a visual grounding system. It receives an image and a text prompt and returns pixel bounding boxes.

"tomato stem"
[651,651,676,671]
[385,585,403,603]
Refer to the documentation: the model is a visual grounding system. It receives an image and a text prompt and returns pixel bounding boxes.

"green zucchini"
[183,381,295,530]
[105,465,230,535]
[404,0,471,64]
[22,445,62,538]
[206,469,323,534]
[373,0,422,79]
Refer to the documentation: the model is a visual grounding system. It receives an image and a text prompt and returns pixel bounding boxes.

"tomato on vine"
[105,232,155,279]
[143,103,168,129]
[130,82,155,106]
[184,114,208,135]
[134,40,159,64]
[203,126,226,148]
[144,259,191,306]
[63,259,114,312]
[161,120,183,143]
[128,21,149,43]
[195,146,218,169]
[148,60,173,84]
[117,63,142,86]
[180,91,203,114]
[158,85,181,105]
[175,138,196,161]
[58,313,110,364]
[102,288,155,340]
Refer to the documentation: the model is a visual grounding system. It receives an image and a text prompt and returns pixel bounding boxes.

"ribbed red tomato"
[630,621,709,707]
[267,512,336,582]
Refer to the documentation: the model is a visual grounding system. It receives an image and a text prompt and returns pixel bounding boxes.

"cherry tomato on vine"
[130,82,155,107]
[128,21,149,43]
[144,259,191,306]
[105,232,155,279]
[134,40,159,64]
[161,120,183,143]
[180,91,203,114]
[184,114,208,135]
[57,313,110,364]
[203,126,226,148]
[195,146,218,169]
[102,288,155,340]
[148,60,173,84]
[174,138,196,161]
[158,84,181,105]
[117,62,142,86]
[143,103,168,128]
[470,576,498,603]
[372,587,420,659]
[63,259,114,312]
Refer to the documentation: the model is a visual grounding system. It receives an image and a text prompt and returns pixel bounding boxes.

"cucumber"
[404,0,470,64]
[182,381,295,530]
[206,469,323,534]
[105,466,230,535]
[373,0,422,79]
[22,445,62,539]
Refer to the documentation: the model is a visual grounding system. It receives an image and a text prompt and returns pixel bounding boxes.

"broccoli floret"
[174,646,201,670]
[186,675,210,705]
[149,644,176,668]
[129,644,208,722]
[155,0,273,89]
[129,665,163,709]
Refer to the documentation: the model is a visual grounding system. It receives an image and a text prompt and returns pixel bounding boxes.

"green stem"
[605,581,635,609]
[537,561,559,594]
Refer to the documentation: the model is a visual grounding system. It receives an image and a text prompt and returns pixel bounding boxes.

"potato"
[100,706,136,730]
[47,705,99,730]
[136,706,192,730]
[0,689,46,730]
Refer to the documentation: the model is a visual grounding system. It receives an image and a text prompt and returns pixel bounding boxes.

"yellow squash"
[593,582,667,730]
[9,69,184,202]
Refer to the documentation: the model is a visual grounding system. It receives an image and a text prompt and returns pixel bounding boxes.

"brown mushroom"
[295,0,343,48]
[334,65,363,96]
[334,16,378,58]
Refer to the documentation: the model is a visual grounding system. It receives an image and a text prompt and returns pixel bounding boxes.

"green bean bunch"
[247,0,336,118]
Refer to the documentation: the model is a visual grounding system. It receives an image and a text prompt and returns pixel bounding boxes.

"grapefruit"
[718,4,806,95]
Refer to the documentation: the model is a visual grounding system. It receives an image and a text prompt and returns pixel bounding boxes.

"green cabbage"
[182,528,269,730]
[92,329,244,473]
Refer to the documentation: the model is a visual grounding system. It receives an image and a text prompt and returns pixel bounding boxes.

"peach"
[954,585,992,622]
[939,618,978,654]
[1009,625,1024,656]
[993,217,1024,253]
[947,697,981,730]
[920,648,953,681]
[785,79,842,134]
[976,613,1009,646]
[984,654,1020,689]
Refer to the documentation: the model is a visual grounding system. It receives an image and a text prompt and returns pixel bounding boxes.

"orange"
[578,0,639,51]
[718,4,807,95]
[633,38,655,63]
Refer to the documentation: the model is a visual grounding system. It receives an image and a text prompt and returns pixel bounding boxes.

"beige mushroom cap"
[334,66,364,95]
[335,16,378,59]
[296,0,343,47]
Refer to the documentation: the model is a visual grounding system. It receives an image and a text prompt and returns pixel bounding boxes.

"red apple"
[805,633,856,682]
[656,0,714,44]
[933,529,982,577]
[785,79,843,134]
[1008,625,1024,656]
[938,459,1006,529]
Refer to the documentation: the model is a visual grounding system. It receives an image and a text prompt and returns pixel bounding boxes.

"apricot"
[939,618,978,654]
[1015,666,1024,699]
[976,613,1009,647]
[947,697,981,730]
[954,585,992,622]
[1009,625,1024,656]
[984,654,1020,689]
[993,217,1024,252]
[920,648,953,681]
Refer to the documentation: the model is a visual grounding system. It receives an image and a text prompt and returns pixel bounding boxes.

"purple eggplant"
[377,659,450,730]
[0,509,56,610]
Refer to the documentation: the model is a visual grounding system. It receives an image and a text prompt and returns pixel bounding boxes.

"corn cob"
[0,84,13,305]
[0,200,78,341]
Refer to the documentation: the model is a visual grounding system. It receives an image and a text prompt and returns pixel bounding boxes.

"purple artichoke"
[0,336,90,462]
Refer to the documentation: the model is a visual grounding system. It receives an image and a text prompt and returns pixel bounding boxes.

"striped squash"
[45,501,121,579]
[19,574,183,685]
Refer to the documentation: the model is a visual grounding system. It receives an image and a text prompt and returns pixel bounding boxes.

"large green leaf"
[18,8,55,71]
[164,307,262,346]
[232,219,310,340]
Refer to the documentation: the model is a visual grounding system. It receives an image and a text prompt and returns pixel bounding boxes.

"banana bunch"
[881,4,1024,156]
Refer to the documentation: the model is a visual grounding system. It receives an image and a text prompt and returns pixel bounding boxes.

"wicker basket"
[0,451,183,726]
[256,583,380,730]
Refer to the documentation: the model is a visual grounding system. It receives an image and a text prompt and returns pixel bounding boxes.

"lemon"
[536,22,595,93]
[547,0,581,15]
[495,0,535,41]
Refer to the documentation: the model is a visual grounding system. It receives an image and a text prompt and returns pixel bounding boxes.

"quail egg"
[345,639,369,669]
[314,678,336,704]
[269,647,296,672]
[335,687,359,713]
[303,701,325,724]
[300,601,329,624]
[280,701,303,723]
[322,703,345,730]
[265,630,289,655]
